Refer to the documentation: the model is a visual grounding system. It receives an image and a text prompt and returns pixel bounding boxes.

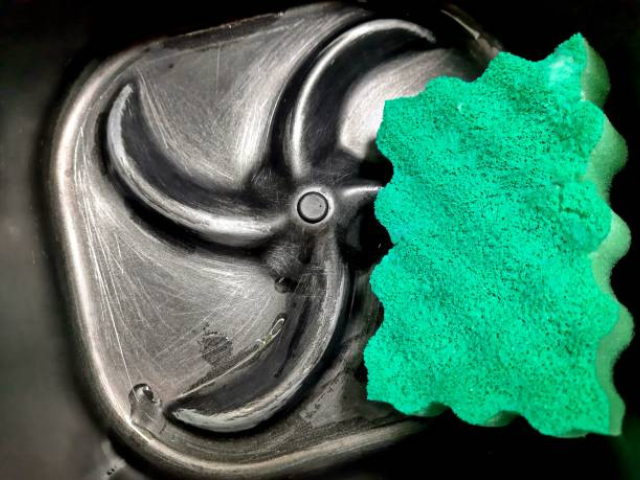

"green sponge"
[365,34,632,437]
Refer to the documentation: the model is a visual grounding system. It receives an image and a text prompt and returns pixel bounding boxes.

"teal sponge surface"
[365,34,632,437]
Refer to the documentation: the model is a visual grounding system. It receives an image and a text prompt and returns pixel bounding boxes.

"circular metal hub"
[297,192,329,223]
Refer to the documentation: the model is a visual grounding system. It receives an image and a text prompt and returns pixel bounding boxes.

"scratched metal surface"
[49,2,498,477]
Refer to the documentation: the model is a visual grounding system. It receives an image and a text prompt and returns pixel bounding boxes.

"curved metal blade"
[281,19,436,181]
[107,84,288,248]
[166,232,349,432]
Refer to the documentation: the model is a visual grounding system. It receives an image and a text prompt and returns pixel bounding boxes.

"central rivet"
[297,192,329,223]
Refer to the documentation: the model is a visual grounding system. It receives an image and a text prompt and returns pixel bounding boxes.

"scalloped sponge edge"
[365,34,632,437]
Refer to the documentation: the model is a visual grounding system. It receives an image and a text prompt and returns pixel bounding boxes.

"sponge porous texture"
[365,34,632,437]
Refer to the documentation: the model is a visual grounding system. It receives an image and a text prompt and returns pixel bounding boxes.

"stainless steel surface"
[48,2,498,477]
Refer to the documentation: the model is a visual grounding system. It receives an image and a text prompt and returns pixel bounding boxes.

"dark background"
[1,0,639,478]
